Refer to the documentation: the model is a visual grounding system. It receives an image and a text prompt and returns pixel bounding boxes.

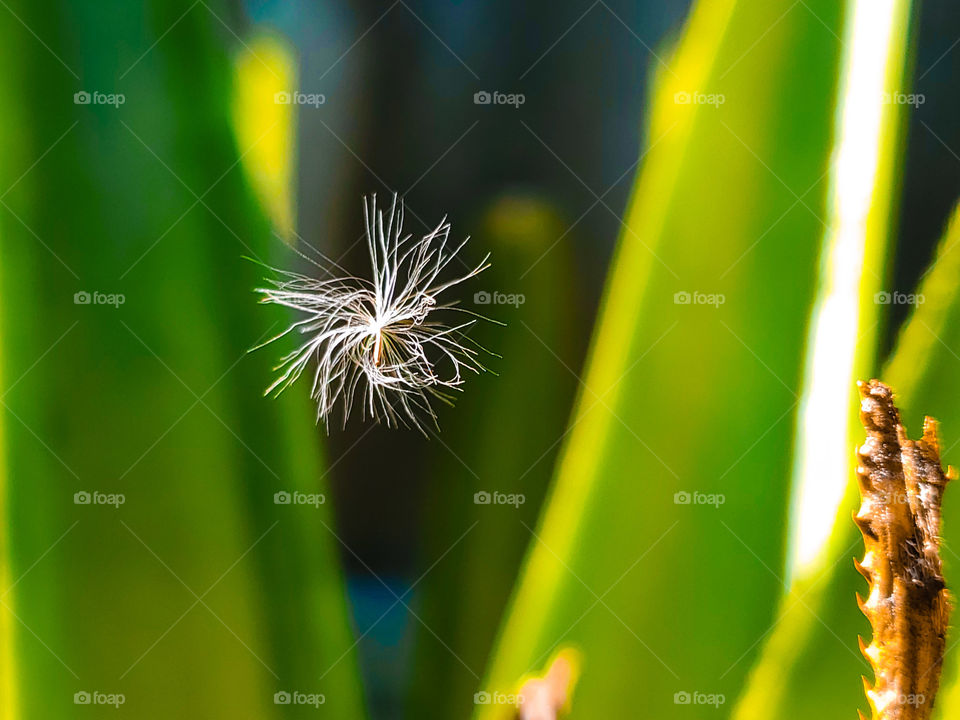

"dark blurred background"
[242,1,695,715]
[237,0,960,716]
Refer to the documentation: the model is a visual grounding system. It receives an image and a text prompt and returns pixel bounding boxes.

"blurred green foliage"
[0,2,363,717]
[0,0,957,718]
[475,0,853,716]
[889,208,960,717]
[736,204,960,720]
[408,195,581,719]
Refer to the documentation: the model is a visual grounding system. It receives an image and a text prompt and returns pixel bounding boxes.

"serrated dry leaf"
[855,380,954,720]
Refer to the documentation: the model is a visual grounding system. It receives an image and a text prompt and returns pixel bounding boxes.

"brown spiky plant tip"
[855,380,954,720]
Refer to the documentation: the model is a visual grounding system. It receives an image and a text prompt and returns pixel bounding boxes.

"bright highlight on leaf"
[786,0,909,584]
[231,33,297,240]
[254,194,494,434]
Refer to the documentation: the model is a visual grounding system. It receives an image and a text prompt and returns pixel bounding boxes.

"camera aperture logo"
[74,90,125,107]
[274,91,326,108]
[74,691,125,708]
[74,491,125,509]
[274,490,326,508]
[473,90,525,108]
[273,690,325,707]
[474,490,525,508]
[74,290,125,308]
[474,290,525,308]
[673,490,725,508]
[674,690,725,708]
[674,291,725,307]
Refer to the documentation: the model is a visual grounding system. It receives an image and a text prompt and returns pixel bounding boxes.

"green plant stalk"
[0,2,366,717]
[408,195,581,720]
[0,225,14,720]
[883,206,960,716]
[476,0,846,716]
[733,0,917,716]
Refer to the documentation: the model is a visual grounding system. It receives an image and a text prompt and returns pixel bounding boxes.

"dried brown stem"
[855,380,953,720]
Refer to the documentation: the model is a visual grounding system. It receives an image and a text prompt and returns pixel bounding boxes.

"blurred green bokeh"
[0,2,363,717]
[1,0,959,719]
[477,0,849,716]
[408,195,581,720]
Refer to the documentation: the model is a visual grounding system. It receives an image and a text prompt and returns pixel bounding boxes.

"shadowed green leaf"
[0,2,365,718]
[476,0,849,716]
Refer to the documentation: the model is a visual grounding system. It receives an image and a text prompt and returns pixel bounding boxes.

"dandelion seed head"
[254,194,493,434]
